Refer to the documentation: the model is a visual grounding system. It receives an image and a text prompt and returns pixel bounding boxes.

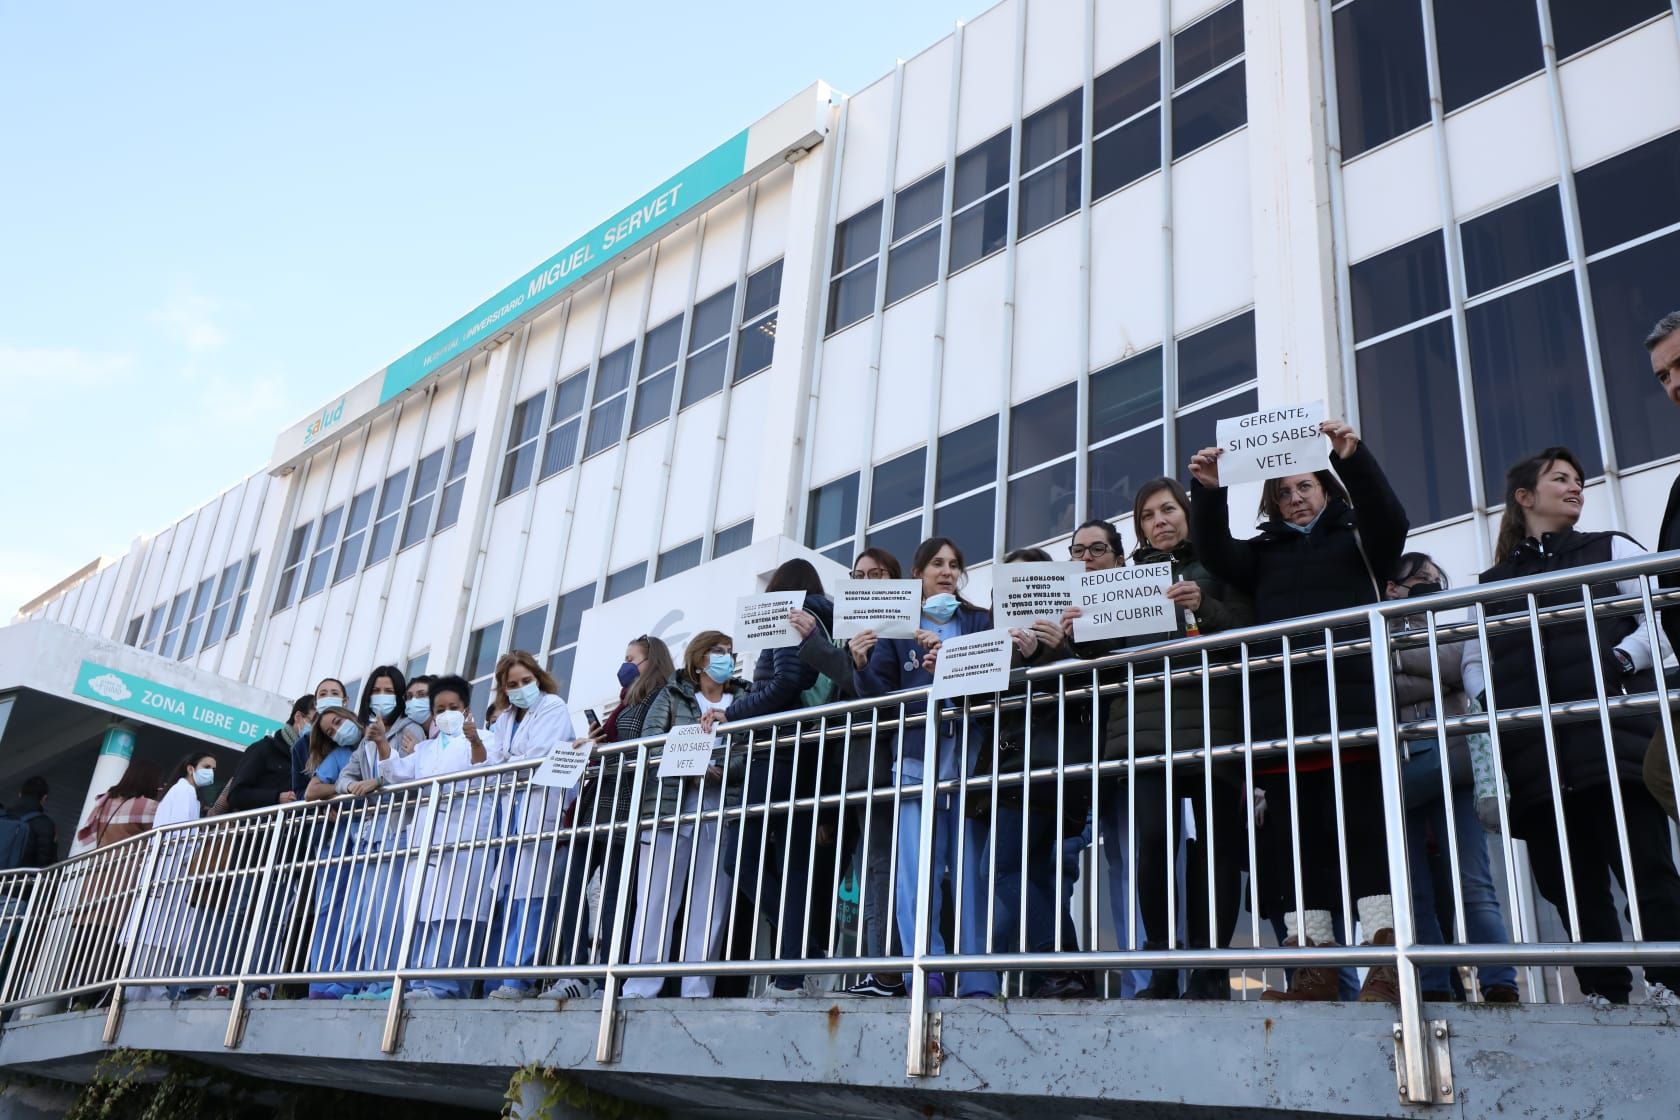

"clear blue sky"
[0,0,982,618]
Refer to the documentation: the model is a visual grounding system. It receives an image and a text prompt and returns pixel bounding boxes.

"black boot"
[1134,942,1180,999]
[1183,968,1230,1001]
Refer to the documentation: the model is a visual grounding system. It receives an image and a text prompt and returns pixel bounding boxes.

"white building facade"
[15,0,1680,751]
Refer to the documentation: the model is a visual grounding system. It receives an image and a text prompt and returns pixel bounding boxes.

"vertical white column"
[69,725,137,857]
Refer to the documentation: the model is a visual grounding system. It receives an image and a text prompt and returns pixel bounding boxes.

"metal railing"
[5,552,1680,1106]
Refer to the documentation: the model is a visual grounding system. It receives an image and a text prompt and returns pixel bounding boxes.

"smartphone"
[584,708,601,729]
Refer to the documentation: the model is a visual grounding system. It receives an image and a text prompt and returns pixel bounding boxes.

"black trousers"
[1255,763,1392,917]
[1128,769,1245,951]
[1515,781,1680,1001]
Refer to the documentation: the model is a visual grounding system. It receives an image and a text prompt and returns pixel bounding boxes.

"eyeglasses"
[1068,542,1114,559]
[849,568,890,579]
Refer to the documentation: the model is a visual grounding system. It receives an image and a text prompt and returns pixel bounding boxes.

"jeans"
[894,788,997,995]
[1406,782,1516,993]
[1097,800,1159,997]
[489,894,560,995]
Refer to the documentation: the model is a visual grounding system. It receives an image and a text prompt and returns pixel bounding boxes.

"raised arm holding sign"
[1213,400,1329,487]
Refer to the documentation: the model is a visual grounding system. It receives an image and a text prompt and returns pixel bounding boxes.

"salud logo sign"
[73,660,281,746]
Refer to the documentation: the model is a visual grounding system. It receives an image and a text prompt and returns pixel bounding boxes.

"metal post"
[596,740,650,1064]
[905,692,941,1078]
[382,780,442,1055]
[102,830,165,1045]
[223,810,289,1048]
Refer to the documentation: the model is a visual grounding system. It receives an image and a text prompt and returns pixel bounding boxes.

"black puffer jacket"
[227,728,297,811]
[1189,441,1409,745]
[1478,529,1656,815]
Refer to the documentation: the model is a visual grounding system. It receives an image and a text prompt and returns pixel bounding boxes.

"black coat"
[1189,442,1409,744]
[1480,529,1655,817]
[1660,472,1680,657]
[227,729,296,812]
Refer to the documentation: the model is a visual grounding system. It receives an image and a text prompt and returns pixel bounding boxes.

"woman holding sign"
[628,631,749,998]
[856,537,1001,999]
[1187,419,1410,1002]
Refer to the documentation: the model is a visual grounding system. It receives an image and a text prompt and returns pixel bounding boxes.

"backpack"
[0,809,43,870]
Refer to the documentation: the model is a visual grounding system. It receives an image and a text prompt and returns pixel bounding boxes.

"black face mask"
[1406,580,1444,597]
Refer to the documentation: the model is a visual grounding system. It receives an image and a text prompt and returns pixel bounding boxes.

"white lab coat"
[125,778,201,954]
[492,692,579,900]
[380,729,500,925]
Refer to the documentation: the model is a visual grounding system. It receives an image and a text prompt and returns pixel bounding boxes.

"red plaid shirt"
[75,793,159,847]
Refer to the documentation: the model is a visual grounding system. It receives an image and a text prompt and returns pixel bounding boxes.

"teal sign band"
[73,661,281,746]
[99,726,136,761]
[378,129,752,404]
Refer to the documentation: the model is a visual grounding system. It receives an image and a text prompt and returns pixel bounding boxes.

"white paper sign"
[1073,562,1176,641]
[735,591,807,650]
[531,738,593,790]
[833,579,921,639]
[1214,400,1329,486]
[992,562,1082,628]
[656,723,718,779]
[929,629,1015,702]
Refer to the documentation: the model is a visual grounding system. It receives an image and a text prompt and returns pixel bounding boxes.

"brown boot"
[1358,928,1399,1003]
[1262,936,1339,1002]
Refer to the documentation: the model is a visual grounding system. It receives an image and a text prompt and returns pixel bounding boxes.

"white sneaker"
[489,985,530,1002]
[1646,982,1679,1008]
[538,977,594,1000]
[406,988,439,1000]
[763,979,813,998]
[1584,993,1614,1011]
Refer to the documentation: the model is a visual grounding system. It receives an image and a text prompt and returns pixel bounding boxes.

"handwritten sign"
[735,591,807,650]
[993,562,1081,628]
[656,723,718,779]
[929,630,1015,702]
[833,579,921,639]
[532,738,593,790]
[1214,401,1329,486]
[1073,562,1175,641]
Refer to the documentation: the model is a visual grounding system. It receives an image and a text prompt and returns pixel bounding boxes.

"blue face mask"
[368,694,398,718]
[922,593,960,623]
[193,767,215,788]
[617,661,641,689]
[333,720,363,748]
[316,696,345,713]
[508,682,541,710]
[706,653,735,684]
[298,721,313,739]
[404,697,431,724]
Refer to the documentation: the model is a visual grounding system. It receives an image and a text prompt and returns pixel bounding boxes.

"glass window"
[948,192,1010,273]
[682,342,729,406]
[1349,232,1449,341]
[333,487,375,583]
[157,591,190,659]
[510,604,548,656]
[1552,0,1668,60]
[735,260,782,383]
[954,130,1013,209]
[1576,129,1680,256]
[691,285,736,350]
[1356,318,1471,523]
[1022,91,1082,171]
[400,449,444,551]
[657,538,703,580]
[365,467,409,568]
[586,345,634,457]
[1175,0,1244,87]
[1466,273,1603,498]
[937,416,999,500]
[405,651,429,680]
[713,519,753,557]
[1006,459,1078,549]
[1171,61,1247,158]
[124,615,143,646]
[1010,383,1077,473]
[871,447,926,524]
[807,473,860,548]
[683,288,736,406]
[604,562,647,602]
[866,517,924,572]
[273,523,312,612]
[176,577,215,660]
[892,169,944,241]
[1019,151,1082,238]
[1093,109,1161,200]
[1175,386,1257,484]
[540,370,589,480]
[1432,0,1540,111]
[303,504,344,600]
[933,489,995,565]
[434,433,474,532]
[640,314,684,378]
[230,553,257,637]
[1333,0,1430,159]
[1460,188,1567,297]
[552,583,597,650]
[546,647,577,696]
[827,261,878,334]
[464,621,503,718]
[1589,230,1680,469]
[1090,348,1165,440]
[1088,425,1165,522]
[632,315,684,435]
[202,561,241,650]
[833,202,884,274]
[1095,45,1161,133]
[498,390,548,500]
[886,226,941,304]
[141,603,165,651]
[1178,311,1257,405]
[342,679,362,712]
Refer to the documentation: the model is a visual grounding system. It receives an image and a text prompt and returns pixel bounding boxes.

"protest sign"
[833,579,921,639]
[735,591,807,650]
[1072,562,1176,641]
[531,738,592,790]
[929,629,1015,702]
[992,562,1081,628]
[656,722,718,779]
[1214,401,1329,486]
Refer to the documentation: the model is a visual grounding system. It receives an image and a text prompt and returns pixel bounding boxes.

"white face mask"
[434,710,465,737]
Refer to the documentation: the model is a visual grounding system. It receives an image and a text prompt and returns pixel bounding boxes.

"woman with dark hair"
[539,635,675,1000]
[124,751,217,1000]
[855,537,1003,998]
[1187,419,1410,1002]
[1462,448,1680,1006]
[709,558,836,997]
